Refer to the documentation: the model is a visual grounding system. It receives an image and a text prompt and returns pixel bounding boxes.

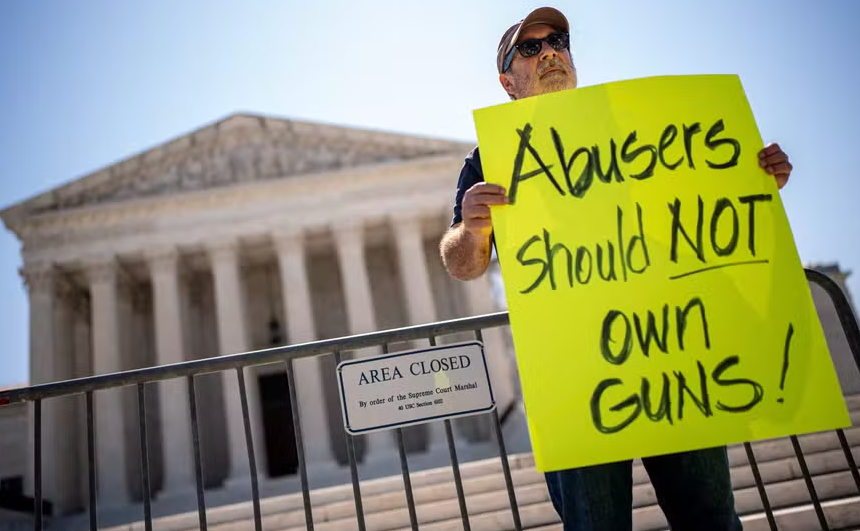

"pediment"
[10,114,472,218]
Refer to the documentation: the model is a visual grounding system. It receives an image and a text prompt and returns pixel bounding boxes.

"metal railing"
[0,267,858,531]
[1,310,520,531]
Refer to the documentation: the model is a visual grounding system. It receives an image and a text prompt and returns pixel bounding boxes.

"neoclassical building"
[0,113,522,516]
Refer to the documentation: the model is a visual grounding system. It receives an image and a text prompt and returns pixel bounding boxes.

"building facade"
[0,114,522,516]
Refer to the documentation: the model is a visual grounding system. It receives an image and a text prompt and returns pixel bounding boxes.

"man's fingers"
[466,192,509,207]
[765,161,793,176]
[469,182,507,195]
[465,204,492,219]
[759,143,782,158]
[461,182,508,234]
[759,151,788,167]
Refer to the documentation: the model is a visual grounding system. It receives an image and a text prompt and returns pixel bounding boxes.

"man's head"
[496,7,577,100]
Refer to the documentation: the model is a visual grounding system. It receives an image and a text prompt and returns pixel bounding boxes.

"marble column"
[21,265,65,508]
[463,271,515,411]
[392,216,437,326]
[52,280,80,512]
[86,259,130,507]
[272,229,334,466]
[147,248,194,495]
[391,216,448,448]
[208,239,266,486]
[73,295,93,508]
[333,224,378,337]
[332,222,396,462]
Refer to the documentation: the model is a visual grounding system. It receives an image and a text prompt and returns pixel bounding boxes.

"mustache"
[538,58,568,76]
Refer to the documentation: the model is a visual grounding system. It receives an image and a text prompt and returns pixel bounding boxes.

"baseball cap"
[496,7,570,74]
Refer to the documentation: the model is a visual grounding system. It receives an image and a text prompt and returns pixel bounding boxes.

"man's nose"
[539,41,558,61]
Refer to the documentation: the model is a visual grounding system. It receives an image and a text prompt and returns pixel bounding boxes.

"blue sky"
[1,0,858,387]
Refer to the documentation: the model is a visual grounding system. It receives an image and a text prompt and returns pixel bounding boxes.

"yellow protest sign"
[472,74,851,472]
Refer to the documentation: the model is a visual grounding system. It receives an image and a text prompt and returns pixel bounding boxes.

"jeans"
[544,446,743,531]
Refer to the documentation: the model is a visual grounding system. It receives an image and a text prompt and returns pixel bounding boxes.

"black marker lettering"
[676,297,711,351]
[683,122,702,169]
[592,139,624,183]
[591,379,641,434]
[617,206,629,282]
[710,198,739,257]
[712,355,765,413]
[676,361,712,419]
[509,123,561,205]
[567,147,594,197]
[669,196,705,263]
[658,124,683,170]
[627,202,651,274]
[634,304,670,357]
[738,194,773,256]
[621,130,658,180]
[642,373,673,425]
[552,127,594,198]
[601,310,632,365]
[516,234,546,294]
[547,231,573,290]
[705,119,741,169]
[576,246,593,284]
[597,243,618,281]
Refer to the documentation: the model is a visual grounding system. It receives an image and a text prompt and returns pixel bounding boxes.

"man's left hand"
[759,143,792,190]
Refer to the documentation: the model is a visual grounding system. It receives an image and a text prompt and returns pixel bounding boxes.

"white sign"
[336,341,495,434]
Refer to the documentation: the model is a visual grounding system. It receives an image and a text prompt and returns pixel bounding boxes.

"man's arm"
[440,222,492,281]
[440,181,508,281]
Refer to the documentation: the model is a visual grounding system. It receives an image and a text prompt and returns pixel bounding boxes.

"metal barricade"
[0,266,858,531]
[0,311,520,531]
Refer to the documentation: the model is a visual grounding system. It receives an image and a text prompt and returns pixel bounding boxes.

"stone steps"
[379,464,860,531]
[90,395,860,531]
[530,497,860,531]
[278,444,860,531]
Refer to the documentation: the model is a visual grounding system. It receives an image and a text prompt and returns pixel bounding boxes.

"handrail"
[0,311,511,406]
[805,268,860,372]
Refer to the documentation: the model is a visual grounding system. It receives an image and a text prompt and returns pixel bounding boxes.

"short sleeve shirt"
[450,146,484,227]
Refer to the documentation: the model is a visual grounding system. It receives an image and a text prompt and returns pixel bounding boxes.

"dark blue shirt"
[450,146,484,227]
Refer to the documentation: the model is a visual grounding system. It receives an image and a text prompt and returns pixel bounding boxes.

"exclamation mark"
[777,323,794,404]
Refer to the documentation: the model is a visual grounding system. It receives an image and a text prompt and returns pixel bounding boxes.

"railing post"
[805,268,860,371]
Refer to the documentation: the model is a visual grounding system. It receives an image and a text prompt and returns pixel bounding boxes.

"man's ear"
[499,73,516,100]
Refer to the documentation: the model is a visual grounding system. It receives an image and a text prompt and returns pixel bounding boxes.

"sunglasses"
[503,32,570,73]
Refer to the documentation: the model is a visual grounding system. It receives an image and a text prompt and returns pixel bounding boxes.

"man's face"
[499,23,577,100]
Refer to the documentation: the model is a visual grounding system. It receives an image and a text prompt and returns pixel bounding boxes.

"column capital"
[84,257,117,286]
[55,275,79,303]
[331,220,366,246]
[206,238,239,265]
[146,246,180,277]
[271,227,306,255]
[20,263,55,295]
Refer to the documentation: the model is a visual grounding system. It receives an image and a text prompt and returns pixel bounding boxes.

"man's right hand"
[461,183,508,237]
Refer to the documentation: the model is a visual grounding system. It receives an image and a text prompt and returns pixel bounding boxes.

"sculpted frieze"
[32,130,457,215]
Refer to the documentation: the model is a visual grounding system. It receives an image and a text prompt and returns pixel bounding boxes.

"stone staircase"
[72,395,860,531]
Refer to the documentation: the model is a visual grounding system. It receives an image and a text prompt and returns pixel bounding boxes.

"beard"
[533,71,574,95]
[518,57,577,98]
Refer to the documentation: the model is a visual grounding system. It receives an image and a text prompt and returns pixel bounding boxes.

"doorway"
[258,372,299,478]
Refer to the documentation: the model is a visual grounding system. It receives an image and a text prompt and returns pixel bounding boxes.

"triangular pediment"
[6,113,473,219]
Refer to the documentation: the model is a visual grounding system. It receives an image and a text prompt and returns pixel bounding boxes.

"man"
[439,7,793,531]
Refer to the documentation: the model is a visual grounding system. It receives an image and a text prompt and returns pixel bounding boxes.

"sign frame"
[336,340,496,435]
